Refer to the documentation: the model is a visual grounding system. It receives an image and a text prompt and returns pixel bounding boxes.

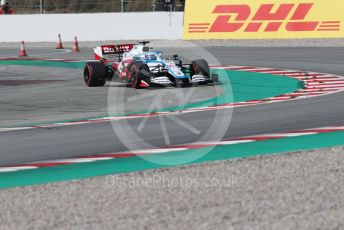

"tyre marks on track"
[1,65,344,133]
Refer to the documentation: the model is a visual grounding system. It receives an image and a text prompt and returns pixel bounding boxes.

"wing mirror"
[142,46,150,52]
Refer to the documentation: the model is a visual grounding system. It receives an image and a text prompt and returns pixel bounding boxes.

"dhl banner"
[184,0,344,39]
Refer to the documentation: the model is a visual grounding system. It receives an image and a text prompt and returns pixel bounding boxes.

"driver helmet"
[1,0,7,6]
[145,53,157,60]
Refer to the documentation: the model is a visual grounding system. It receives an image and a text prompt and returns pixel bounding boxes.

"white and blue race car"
[84,42,218,88]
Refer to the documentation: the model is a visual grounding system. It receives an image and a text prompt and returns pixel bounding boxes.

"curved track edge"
[1,125,344,189]
[1,64,342,133]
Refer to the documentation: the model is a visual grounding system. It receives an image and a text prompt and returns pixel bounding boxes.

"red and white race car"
[83,42,218,88]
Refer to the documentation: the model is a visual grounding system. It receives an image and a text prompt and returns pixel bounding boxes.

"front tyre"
[84,62,106,87]
[130,63,151,89]
[191,59,210,78]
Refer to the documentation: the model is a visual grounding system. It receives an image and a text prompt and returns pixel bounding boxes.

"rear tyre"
[84,62,106,87]
[130,63,151,89]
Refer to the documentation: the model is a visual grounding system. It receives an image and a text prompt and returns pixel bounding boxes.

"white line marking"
[247,132,318,138]
[204,140,255,145]
[0,166,38,172]
[304,126,344,131]
[131,148,188,154]
[0,127,33,132]
[31,157,114,164]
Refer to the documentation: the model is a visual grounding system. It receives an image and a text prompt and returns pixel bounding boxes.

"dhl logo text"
[188,3,340,33]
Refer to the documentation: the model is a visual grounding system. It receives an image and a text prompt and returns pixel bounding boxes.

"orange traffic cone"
[18,41,28,57]
[56,34,64,49]
[72,36,80,52]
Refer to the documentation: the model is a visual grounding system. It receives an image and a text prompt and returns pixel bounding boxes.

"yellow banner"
[184,0,344,39]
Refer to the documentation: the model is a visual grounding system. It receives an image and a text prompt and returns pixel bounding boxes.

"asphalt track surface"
[0,47,343,166]
[1,45,344,229]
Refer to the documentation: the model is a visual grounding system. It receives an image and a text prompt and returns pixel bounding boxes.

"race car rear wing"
[94,44,135,61]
